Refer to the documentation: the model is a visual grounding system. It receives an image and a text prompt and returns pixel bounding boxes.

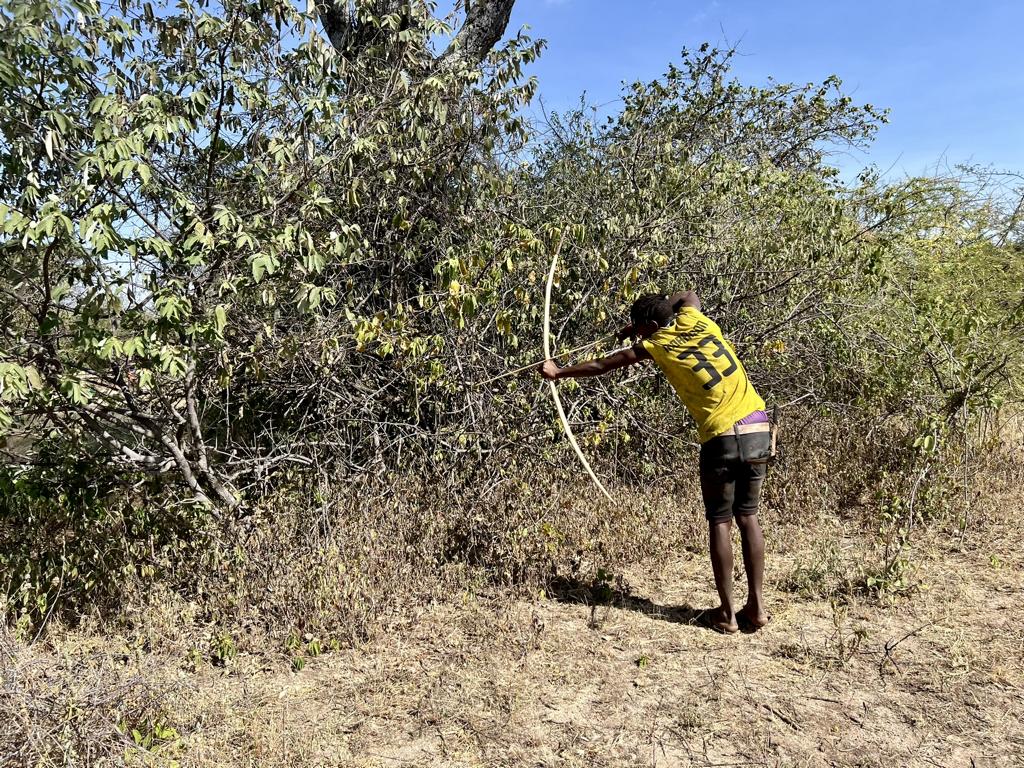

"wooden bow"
[543,229,612,501]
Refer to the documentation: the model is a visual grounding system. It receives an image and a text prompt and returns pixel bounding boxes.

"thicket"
[1,0,1022,645]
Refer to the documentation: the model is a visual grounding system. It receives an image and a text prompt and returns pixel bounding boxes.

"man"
[539,290,771,634]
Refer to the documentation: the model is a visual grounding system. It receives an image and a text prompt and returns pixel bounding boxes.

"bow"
[543,229,612,501]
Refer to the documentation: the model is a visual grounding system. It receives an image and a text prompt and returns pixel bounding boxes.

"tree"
[0,0,539,508]
[317,0,516,71]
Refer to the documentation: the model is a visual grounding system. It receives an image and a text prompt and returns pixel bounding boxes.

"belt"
[719,422,770,437]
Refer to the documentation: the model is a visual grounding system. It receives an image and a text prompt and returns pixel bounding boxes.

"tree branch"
[316,0,516,70]
[438,0,516,71]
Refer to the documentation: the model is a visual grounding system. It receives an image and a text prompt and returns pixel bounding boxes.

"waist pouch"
[730,422,777,465]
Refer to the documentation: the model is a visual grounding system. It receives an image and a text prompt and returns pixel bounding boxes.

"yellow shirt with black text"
[640,307,765,443]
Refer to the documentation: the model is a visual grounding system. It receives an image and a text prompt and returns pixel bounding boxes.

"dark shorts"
[699,433,767,523]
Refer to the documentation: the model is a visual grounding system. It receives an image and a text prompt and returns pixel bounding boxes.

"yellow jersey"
[641,307,765,443]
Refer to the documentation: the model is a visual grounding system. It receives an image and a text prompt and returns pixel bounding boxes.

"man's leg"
[700,436,740,633]
[735,514,769,627]
[734,460,769,628]
[708,519,739,633]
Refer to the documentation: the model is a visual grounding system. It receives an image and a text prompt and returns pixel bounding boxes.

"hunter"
[539,290,771,634]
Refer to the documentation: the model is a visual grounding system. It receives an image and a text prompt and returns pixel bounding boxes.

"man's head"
[630,293,674,338]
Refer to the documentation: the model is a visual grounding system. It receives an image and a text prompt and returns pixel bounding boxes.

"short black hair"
[630,293,674,329]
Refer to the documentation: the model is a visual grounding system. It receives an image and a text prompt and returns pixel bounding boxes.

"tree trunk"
[316,0,516,69]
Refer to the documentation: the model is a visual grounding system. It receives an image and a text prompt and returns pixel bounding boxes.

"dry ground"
[4,490,1023,767]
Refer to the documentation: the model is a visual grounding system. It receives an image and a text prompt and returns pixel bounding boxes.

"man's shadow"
[546,575,715,631]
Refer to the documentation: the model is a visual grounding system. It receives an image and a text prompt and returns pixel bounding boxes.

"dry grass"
[4,467,1022,767]
[0,628,177,766]
[3,413,1022,766]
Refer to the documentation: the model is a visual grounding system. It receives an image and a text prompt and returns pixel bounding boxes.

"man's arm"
[540,345,650,380]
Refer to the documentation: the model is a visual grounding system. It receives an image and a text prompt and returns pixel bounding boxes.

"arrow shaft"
[476,334,616,386]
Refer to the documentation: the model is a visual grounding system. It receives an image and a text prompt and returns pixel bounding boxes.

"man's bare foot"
[737,605,770,630]
[700,606,739,634]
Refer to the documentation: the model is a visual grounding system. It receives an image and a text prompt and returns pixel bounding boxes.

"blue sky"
[500,0,1023,178]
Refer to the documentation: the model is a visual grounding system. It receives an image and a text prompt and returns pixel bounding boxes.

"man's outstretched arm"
[540,345,650,380]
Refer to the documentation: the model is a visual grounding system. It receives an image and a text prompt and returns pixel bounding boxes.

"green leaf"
[214,305,227,335]
[252,255,268,282]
